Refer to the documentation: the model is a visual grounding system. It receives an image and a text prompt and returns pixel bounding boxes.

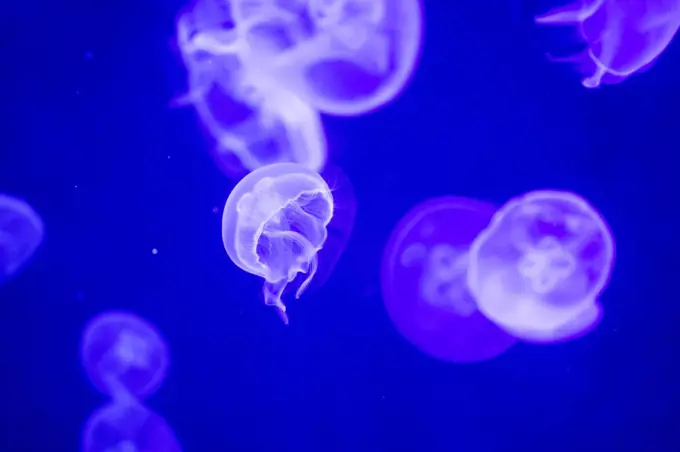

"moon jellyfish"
[381,197,516,363]
[0,194,44,284]
[467,190,615,342]
[536,0,680,87]
[80,311,170,401]
[222,162,334,323]
[82,401,182,452]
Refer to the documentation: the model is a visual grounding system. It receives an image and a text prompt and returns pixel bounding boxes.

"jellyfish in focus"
[82,401,182,452]
[222,162,334,323]
[0,194,44,284]
[467,190,615,343]
[381,196,517,363]
[536,0,680,87]
[80,311,170,401]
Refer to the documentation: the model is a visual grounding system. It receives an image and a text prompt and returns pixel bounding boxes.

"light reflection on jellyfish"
[80,311,170,401]
[536,0,680,87]
[222,162,334,323]
[0,194,44,284]
[81,400,182,452]
[467,190,615,343]
[380,197,517,363]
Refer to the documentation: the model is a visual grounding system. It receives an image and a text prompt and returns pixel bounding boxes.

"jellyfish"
[80,311,170,401]
[222,162,334,323]
[381,196,517,364]
[0,194,44,284]
[467,190,615,341]
[81,401,182,452]
[536,0,680,87]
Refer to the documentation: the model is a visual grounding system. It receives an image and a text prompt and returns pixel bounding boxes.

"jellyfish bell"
[0,194,44,284]
[80,311,170,402]
[222,162,334,323]
[380,196,517,364]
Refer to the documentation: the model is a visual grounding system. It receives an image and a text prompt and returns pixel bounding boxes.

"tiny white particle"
[151,248,158,255]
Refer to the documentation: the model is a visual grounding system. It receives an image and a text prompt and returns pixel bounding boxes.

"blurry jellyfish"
[536,0,680,87]
[222,162,334,323]
[81,311,170,401]
[82,400,181,452]
[467,190,615,342]
[0,194,44,284]
[381,196,517,363]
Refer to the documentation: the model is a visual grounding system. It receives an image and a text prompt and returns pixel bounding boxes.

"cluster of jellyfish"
[79,311,182,451]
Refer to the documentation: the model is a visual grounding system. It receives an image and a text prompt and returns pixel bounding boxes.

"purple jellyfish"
[80,311,170,401]
[381,196,517,364]
[222,162,334,324]
[82,400,182,452]
[536,0,680,87]
[0,194,44,284]
[467,190,615,343]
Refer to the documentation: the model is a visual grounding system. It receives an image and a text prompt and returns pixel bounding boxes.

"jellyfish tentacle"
[535,0,605,24]
[295,254,318,299]
[263,278,289,324]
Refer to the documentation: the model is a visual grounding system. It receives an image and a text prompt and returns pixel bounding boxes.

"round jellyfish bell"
[536,0,680,87]
[381,196,517,364]
[467,190,615,339]
[82,401,182,452]
[0,194,44,284]
[222,162,334,323]
[80,311,170,402]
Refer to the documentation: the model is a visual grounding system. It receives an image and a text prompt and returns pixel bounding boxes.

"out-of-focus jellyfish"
[381,196,517,363]
[467,190,615,343]
[174,0,327,176]
[0,194,44,284]
[80,311,170,401]
[82,400,182,452]
[536,0,680,87]
[222,162,334,324]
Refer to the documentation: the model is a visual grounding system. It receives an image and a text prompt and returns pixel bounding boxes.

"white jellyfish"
[467,190,615,338]
[222,162,334,323]
[0,194,44,284]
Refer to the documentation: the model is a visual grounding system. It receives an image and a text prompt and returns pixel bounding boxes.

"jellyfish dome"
[381,196,517,363]
[222,162,334,323]
[82,401,182,452]
[467,190,615,342]
[80,311,170,401]
[0,194,44,283]
[536,0,680,87]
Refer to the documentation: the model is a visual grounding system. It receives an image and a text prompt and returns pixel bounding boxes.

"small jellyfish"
[467,190,615,340]
[80,311,170,401]
[222,162,334,323]
[81,401,182,452]
[536,0,680,87]
[0,194,44,284]
[381,196,517,364]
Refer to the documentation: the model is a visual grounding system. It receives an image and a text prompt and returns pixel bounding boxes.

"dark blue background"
[2,0,679,450]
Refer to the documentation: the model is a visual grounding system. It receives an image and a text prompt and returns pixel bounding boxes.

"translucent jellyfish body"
[536,0,680,87]
[80,311,170,401]
[222,162,334,323]
[467,190,615,343]
[175,1,327,175]
[381,197,517,363]
[0,194,44,284]
[82,401,182,452]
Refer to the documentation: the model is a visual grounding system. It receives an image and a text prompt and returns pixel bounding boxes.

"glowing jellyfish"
[0,194,44,284]
[222,162,334,323]
[467,190,615,343]
[80,311,170,401]
[82,401,182,452]
[381,196,517,363]
[174,1,327,176]
[536,0,680,87]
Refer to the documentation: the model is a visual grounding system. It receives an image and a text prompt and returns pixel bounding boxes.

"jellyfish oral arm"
[263,279,290,324]
[295,254,318,299]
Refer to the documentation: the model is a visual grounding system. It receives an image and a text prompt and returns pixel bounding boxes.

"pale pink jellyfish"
[82,401,182,452]
[381,196,517,363]
[80,311,170,401]
[0,194,44,284]
[222,162,334,323]
[536,0,680,87]
[467,190,615,343]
